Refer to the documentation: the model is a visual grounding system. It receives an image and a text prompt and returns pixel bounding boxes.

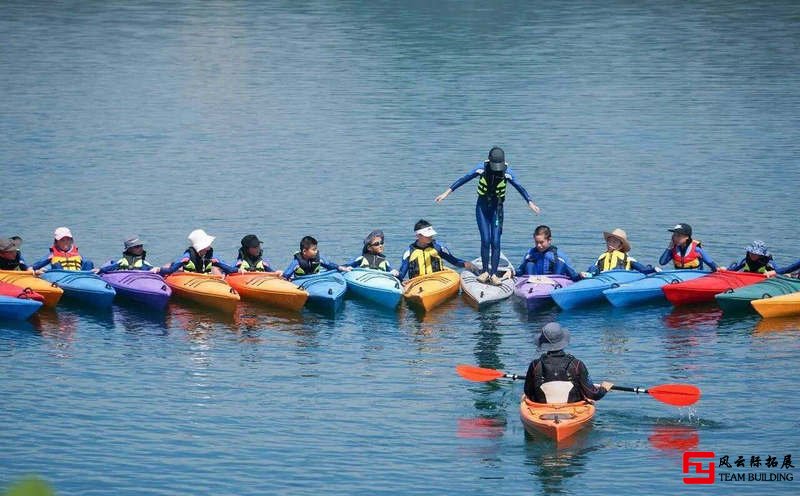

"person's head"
[241,234,263,257]
[123,235,145,255]
[746,240,772,263]
[536,322,570,352]
[533,225,552,252]
[363,229,385,255]
[188,229,215,255]
[0,237,21,260]
[486,146,507,174]
[300,236,318,259]
[668,223,692,247]
[53,227,74,251]
[603,228,631,253]
[413,220,437,247]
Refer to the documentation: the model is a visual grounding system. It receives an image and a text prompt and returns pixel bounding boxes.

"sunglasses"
[369,240,384,247]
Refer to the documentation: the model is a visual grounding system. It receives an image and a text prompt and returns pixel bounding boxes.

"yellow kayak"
[403,269,460,312]
[165,272,240,313]
[0,270,64,307]
[751,291,800,319]
[226,273,308,311]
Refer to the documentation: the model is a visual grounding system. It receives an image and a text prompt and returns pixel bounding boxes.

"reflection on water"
[456,417,506,439]
[662,304,723,330]
[524,430,598,495]
[754,316,800,335]
[648,424,700,453]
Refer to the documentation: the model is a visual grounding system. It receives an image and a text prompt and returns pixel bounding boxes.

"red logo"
[683,451,716,484]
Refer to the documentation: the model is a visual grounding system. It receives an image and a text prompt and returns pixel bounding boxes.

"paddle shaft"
[610,385,646,394]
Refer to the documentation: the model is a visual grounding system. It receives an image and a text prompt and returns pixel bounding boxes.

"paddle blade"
[455,364,505,382]
[647,384,701,406]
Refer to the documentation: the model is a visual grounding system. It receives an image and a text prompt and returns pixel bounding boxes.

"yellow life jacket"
[477,171,507,200]
[596,250,632,272]
[293,252,321,276]
[357,254,389,271]
[117,252,149,270]
[238,248,267,272]
[407,244,443,279]
[182,247,214,273]
[50,244,83,271]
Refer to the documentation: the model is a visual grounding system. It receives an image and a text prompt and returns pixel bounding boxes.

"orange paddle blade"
[455,364,505,382]
[647,384,701,407]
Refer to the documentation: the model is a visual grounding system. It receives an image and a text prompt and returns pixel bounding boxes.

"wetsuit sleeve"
[31,254,52,271]
[319,257,341,272]
[778,259,800,274]
[97,261,120,274]
[554,253,581,281]
[346,257,363,268]
[282,259,299,280]
[397,251,411,280]
[263,259,275,272]
[505,169,533,203]
[436,242,466,268]
[659,248,673,266]
[159,255,188,276]
[696,247,718,271]
[631,259,655,275]
[523,359,539,400]
[448,167,482,192]
[587,257,601,276]
[212,258,237,275]
[18,255,29,271]
[728,258,745,271]
[517,250,533,275]
[572,359,607,401]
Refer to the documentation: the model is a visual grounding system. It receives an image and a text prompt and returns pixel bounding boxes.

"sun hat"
[746,240,771,258]
[0,237,21,252]
[54,227,73,240]
[188,229,215,251]
[123,235,144,250]
[602,228,632,253]
[537,322,571,352]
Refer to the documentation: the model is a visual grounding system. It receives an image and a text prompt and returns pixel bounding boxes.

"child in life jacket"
[585,228,654,277]
[0,236,30,271]
[346,229,399,277]
[396,219,476,282]
[161,229,237,276]
[235,234,282,275]
[98,236,160,273]
[282,236,351,280]
[726,240,777,275]
[658,223,718,271]
[33,227,95,273]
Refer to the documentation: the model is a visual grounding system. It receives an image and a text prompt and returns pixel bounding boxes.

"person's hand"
[434,189,451,203]
[580,271,593,279]
[238,267,247,273]
[91,268,100,274]
[765,270,777,278]
[668,239,675,250]
[601,381,614,392]
[150,267,161,273]
[716,266,728,272]
[653,266,663,273]
[390,269,400,277]
[464,261,477,272]
[339,265,352,272]
[528,201,540,214]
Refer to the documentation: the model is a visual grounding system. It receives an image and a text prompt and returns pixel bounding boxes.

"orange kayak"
[751,291,800,319]
[0,270,64,307]
[403,269,460,311]
[226,273,308,311]
[165,272,240,313]
[519,395,595,443]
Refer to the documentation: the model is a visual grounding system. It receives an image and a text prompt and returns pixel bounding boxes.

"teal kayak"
[344,268,402,308]
[715,275,800,313]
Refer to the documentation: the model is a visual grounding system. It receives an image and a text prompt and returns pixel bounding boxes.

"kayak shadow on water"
[662,304,723,330]
[523,429,599,495]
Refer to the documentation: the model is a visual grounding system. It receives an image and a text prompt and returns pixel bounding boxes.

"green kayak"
[715,275,800,313]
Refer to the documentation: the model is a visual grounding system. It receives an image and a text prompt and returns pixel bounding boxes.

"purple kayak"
[514,275,574,311]
[100,270,172,310]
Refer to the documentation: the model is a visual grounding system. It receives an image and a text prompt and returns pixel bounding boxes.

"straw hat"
[603,228,631,253]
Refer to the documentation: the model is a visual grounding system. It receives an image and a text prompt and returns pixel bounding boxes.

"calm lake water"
[2,1,799,494]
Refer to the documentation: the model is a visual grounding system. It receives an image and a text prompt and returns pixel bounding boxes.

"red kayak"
[662,271,766,306]
[0,280,44,303]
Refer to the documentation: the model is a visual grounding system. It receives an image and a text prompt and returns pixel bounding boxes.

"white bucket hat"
[188,229,215,251]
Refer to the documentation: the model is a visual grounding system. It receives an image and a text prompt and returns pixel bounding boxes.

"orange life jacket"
[672,240,702,269]
[50,244,83,271]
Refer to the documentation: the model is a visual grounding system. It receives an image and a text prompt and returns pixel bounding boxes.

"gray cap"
[536,322,570,352]
[0,237,22,252]
[123,236,144,250]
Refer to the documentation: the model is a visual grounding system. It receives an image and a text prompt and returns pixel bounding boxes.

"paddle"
[455,364,701,407]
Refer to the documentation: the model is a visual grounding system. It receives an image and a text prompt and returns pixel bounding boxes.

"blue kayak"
[551,270,646,309]
[603,270,709,307]
[0,295,43,320]
[343,268,402,309]
[293,271,347,313]
[40,270,116,308]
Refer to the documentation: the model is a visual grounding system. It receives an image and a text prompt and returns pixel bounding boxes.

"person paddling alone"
[523,323,613,404]
[435,147,540,285]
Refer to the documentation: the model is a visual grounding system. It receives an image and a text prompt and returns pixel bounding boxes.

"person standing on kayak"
[0,237,30,271]
[435,147,540,286]
[161,229,237,276]
[517,225,581,281]
[524,323,613,404]
[585,228,655,277]
[658,223,718,271]
[98,236,160,274]
[345,229,399,276]
[396,220,476,282]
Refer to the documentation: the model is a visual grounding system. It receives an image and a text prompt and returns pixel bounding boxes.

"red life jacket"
[672,240,702,269]
[50,244,83,271]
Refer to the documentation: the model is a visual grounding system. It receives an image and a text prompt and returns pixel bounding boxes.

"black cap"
[241,234,262,248]
[487,147,506,173]
[668,223,692,236]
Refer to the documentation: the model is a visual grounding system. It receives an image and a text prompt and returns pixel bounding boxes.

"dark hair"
[300,236,318,251]
[534,225,552,239]
[414,219,431,232]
